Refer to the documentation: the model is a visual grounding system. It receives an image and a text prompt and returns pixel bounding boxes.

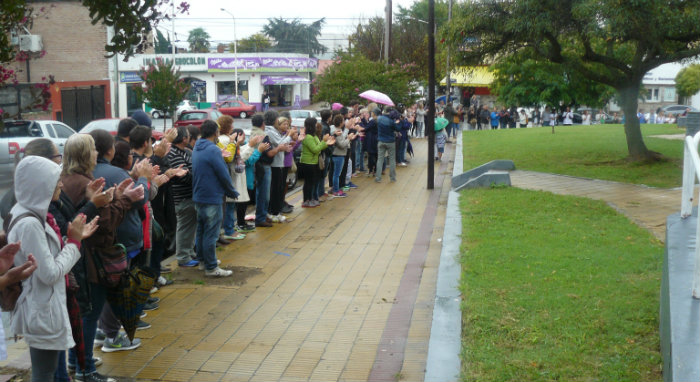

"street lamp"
[220,8,238,99]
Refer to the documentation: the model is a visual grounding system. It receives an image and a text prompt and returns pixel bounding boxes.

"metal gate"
[61,86,106,131]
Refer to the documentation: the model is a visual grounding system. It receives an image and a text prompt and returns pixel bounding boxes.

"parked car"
[289,110,320,128]
[81,118,164,141]
[174,109,223,128]
[218,99,256,119]
[662,104,699,117]
[150,100,197,119]
[0,119,77,187]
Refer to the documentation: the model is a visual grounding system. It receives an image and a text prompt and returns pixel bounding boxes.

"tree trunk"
[618,83,651,161]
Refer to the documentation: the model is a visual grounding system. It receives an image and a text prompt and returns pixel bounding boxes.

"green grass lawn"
[462,124,684,187]
[460,188,663,381]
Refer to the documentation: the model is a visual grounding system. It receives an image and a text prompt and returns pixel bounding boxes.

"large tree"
[313,53,416,107]
[445,0,700,161]
[676,64,700,101]
[262,18,327,56]
[490,52,615,109]
[187,27,210,53]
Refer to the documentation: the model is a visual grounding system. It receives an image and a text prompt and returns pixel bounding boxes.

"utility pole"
[445,0,452,107]
[428,0,436,189]
[384,0,392,63]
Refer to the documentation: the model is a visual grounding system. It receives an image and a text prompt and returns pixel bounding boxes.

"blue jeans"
[331,156,345,193]
[255,165,271,223]
[195,203,223,271]
[355,140,365,171]
[54,350,69,382]
[397,139,406,164]
[222,202,236,235]
[70,282,106,375]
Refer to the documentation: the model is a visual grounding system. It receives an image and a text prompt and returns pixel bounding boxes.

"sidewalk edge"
[424,135,463,382]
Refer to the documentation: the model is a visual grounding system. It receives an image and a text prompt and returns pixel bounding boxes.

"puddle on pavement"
[170,266,262,287]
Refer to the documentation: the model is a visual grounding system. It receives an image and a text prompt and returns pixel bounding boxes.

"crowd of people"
[0,97,443,381]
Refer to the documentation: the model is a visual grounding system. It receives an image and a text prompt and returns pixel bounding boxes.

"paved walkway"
[510,170,684,242]
[92,139,452,382]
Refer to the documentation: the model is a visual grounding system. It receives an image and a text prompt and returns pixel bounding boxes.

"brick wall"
[10,1,109,83]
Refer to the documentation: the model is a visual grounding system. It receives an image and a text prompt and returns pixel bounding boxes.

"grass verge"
[462,124,684,187]
[460,187,662,381]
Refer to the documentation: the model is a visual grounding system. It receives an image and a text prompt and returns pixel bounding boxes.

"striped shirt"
[166,145,193,204]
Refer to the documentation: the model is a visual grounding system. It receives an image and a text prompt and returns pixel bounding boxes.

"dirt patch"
[169,265,262,287]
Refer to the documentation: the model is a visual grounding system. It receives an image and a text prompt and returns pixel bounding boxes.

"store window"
[183,78,207,102]
[217,80,249,101]
[646,88,660,102]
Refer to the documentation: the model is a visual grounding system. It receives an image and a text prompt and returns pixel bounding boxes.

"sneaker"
[244,213,256,221]
[94,328,106,346]
[150,286,159,294]
[178,259,199,267]
[205,267,233,277]
[136,320,151,330]
[302,201,311,208]
[398,162,408,167]
[342,186,350,191]
[160,265,172,274]
[347,182,358,189]
[236,224,256,233]
[222,233,245,240]
[157,276,173,286]
[74,372,116,382]
[147,296,160,304]
[311,200,320,207]
[198,259,222,271]
[333,191,348,198]
[101,333,141,353]
[69,357,102,372]
[140,311,147,318]
[143,302,159,311]
[280,205,294,214]
[255,221,273,228]
[270,215,286,223]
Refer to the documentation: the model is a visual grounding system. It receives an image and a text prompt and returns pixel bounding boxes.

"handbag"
[92,243,128,287]
[234,155,245,173]
[318,152,326,170]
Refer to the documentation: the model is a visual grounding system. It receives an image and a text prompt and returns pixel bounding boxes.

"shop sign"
[208,57,318,72]
[120,72,142,83]
[142,56,206,66]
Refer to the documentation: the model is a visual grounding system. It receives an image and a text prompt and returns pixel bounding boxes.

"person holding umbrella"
[434,116,449,162]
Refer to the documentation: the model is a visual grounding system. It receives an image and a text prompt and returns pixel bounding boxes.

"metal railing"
[681,112,700,298]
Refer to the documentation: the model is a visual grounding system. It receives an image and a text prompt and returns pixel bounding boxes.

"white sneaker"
[198,259,221,271]
[271,214,286,223]
[205,267,233,277]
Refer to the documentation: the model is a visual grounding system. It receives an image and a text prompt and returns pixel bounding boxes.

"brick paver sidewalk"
[93,139,454,382]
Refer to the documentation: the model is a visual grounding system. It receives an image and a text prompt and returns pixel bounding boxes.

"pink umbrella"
[359,90,395,106]
[332,102,344,110]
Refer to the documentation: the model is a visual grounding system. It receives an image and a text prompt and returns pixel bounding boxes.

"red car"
[218,99,256,119]
[81,118,164,141]
[174,109,223,128]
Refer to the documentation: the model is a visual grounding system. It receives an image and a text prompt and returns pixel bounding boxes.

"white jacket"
[8,156,80,350]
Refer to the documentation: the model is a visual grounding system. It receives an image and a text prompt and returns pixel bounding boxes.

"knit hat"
[131,110,152,128]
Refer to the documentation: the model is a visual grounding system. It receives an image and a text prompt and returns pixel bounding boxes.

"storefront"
[115,53,316,117]
[440,66,496,107]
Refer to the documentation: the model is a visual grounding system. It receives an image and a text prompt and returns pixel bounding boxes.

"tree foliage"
[445,0,700,161]
[133,58,190,130]
[676,64,700,98]
[313,53,416,107]
[490,52,615,108]
[187,27,210,53]
[349,0,450,81]
[262,18,327,56]
[235,33,272,53]
[154,29,172,54]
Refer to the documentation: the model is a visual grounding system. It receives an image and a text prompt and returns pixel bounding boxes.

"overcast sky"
[164,0,417,48]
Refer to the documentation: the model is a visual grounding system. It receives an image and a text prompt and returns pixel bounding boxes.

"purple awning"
[261,75,310,85]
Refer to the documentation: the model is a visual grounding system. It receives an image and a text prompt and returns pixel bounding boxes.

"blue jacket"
[377,115,401,143]
[92,157,148,252]
[192,138,239,205]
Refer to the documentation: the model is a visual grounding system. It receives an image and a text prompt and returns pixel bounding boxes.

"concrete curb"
[424,134,463,382]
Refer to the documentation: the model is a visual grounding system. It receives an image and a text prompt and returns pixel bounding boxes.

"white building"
[114,52,317,117]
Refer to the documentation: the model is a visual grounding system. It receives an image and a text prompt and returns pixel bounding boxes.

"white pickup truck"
[0,120,77,188]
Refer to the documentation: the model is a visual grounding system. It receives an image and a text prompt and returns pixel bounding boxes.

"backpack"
[0,211,43,312]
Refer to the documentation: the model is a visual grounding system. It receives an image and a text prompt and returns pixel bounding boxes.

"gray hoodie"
[264,125,291,168]
[8,156,80,350]
[332,127,350,156]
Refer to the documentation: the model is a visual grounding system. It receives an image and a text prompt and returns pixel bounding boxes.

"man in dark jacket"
[192,120,239,277]
[375,108,401,183]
